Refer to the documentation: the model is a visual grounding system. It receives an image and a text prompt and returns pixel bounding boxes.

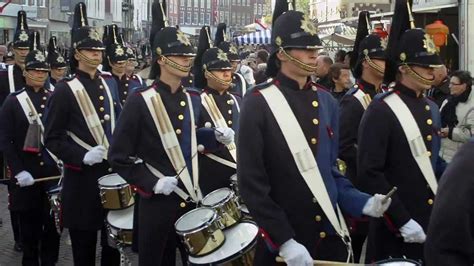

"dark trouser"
[367,219,424,264]
[349,218,371,263]
[19,205,60,266]
[253,235,349,265]
[69,227,120,266]
[138,195,191,266]
[11,209,21,242]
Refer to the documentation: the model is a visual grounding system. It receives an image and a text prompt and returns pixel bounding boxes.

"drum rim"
[98,173,127,186]
[202,187,234,207]
[188,221,259,265]
[175,207,219,234]
[375,258,421,265]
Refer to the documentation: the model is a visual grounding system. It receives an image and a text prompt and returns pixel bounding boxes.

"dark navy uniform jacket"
[198,87,241,195]
[357,83,446,260]
[425,139,474,266]
[339,79,379,184]
[43,69,121,230]
[112,73,145,106]
[0,64,26,105]
[230,72,247,97]
[107,80,216,264]
[237,72,370,256]
[0,86,60,211]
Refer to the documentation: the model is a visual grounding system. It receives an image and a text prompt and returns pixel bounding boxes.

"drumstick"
[16,175,62,185]
[382,187,397,204]
[174,148,202,180]
[275,256,359,265]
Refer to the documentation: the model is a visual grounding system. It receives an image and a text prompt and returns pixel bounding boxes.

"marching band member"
[237,1,392,265]
[338,11,387,262]
[43,2,121,265]
[0,10,33,253]
[357,0,446,262]
[0,31,60,266]
[102,25,145,106]
[0,11,30,104]
[214,23,249,96]
[108,2,219,265]
[194,26,240,195]
[47,36,67,90]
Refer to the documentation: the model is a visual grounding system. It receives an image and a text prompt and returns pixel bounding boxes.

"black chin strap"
[161,56,192,73]
[280,48,318,73]
[402,64,434,86]
[205,70,232,87]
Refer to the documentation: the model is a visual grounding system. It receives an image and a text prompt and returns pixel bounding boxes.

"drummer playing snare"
[237,1,393,265]
[108,2,229,265]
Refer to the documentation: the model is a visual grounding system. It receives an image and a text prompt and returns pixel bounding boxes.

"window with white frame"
[180,11,185,24]
[186,11,191,24]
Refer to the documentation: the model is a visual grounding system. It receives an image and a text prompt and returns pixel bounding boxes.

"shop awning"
[234,29,271,45]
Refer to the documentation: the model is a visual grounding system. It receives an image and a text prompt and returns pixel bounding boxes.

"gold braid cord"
[280,48,318,73]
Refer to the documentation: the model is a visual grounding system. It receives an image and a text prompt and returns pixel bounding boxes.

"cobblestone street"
[0,185,143,265]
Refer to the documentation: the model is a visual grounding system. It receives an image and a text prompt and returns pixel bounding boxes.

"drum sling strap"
[8,65,15,93]
[201,92,238,168]
[66,77,116,160]
[235,72,247,96]
[383,93,438,195]
[353,89,371,110]
[141,88,201,203]
[260,85,353,263]
[16,91,61,167]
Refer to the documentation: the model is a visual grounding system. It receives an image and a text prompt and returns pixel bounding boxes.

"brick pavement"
[0,185,183,266]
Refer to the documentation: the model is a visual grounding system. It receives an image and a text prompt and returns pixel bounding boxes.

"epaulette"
[252,78,274,91]
[100,72,113,78]
[347,84,360,95]
[373,90,395,101]
[62,75,75,82]
[11,88,26,96]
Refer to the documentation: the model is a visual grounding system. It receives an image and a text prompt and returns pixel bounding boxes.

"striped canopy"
[234,29,271,45]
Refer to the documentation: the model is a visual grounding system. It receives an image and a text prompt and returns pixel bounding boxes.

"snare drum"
[375,258,421,265]
[189,221,259,266]
[175,207,225,257]
[46,185,63,234]
[98,174,134,210]
[202,188,241,229]
[107,206,134,245]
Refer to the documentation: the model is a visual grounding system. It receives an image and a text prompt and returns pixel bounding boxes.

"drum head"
[175,207,216,233]
[107,206,134,230]
[98,174,127,186]
[202,188,232,206]
[189,221,258,265]
[376,258,421,265]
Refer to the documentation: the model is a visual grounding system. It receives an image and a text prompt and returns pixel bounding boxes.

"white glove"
[215,127,235,145]
[16,171,35,187]
[278,239,313,266]
[362,194,392,218]
[399,219,426,243]
[153,176,178,195]
[83,145,106,166]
